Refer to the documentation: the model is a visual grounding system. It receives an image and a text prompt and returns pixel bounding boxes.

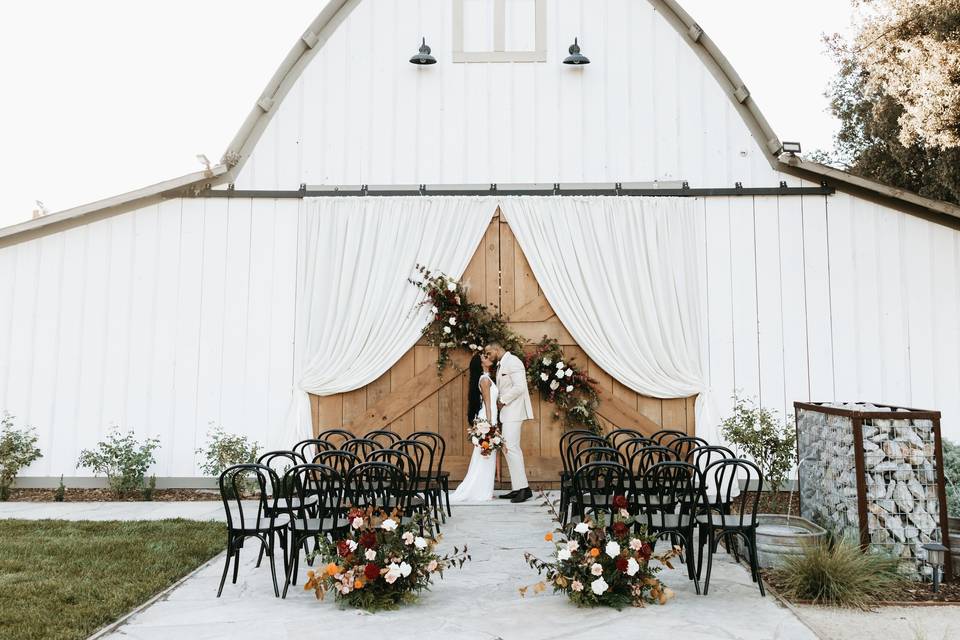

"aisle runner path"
[1,497,816,639]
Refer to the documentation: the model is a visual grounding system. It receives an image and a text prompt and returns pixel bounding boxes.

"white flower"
[567,540,580,552]
[471,436,480,446]
[626,557,640,576]
[574,522,590,534]
[414,536,428,550]
[492,436,501,445]
[605,541,620,558]
[446,282,456,292]
[449,317,457,325]
[351,516,364,529]
[571,580,583,592]
[556,361,565,369]
[477,423,490,435]
[365,548,377,561]
[347,539,358,552]
[429,305,438,314]
[591,577,609,595]
[557,548,572,561]
[590,563,604,576]
[381,518,398,532]
[629,538,643,551]
[555,369,565,379]
[540,372,549,381]
[565,385,574,393]
[402,531,415,545]
[549,380,560,391]
[565,368,573,378]
[443,326,452,334]
[427,559,439,572]
[399,561,412,578]
[542,357,552,366]
[469,343,478,351]
[384,562,401,584]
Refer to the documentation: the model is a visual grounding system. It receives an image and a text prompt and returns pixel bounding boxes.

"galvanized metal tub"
[755,514,828,569]
[949,516,960,576]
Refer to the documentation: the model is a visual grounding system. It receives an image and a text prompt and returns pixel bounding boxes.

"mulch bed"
[5,488,220,502]
[763,569,960,605]
[727,491,800,515]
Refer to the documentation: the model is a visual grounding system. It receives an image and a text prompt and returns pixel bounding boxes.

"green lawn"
[0,519,225,640]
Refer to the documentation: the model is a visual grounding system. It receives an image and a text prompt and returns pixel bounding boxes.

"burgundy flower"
[337,540,352,558]
[616,556,629,573]
[364,563,381,581]
[611,495,628,511]
[639,543,652,561]
[611,522,629,539]
[359,531,378,549]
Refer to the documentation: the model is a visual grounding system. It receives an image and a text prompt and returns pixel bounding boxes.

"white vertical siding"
[234,0,782,190]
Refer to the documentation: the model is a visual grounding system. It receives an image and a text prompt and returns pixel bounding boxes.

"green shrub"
[0,413,43,501]
[772,536,905,608]
[196,424,261,476]
[720,395,796,511]
[53,475,65,502]
[942,438,960,516]
[77,429,159,499]
[142,475,156,501]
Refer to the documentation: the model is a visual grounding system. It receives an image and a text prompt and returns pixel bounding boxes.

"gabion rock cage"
[795,401,952,579]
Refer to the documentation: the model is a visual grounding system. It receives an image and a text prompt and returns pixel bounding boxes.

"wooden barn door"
[310,208,696,483]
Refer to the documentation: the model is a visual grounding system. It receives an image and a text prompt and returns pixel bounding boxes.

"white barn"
[3,0,960,483]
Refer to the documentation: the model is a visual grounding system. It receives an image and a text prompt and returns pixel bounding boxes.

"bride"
[450,352,498,502]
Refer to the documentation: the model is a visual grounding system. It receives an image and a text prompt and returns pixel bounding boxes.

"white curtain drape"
[276,196,497,449]
[499,196,717,436]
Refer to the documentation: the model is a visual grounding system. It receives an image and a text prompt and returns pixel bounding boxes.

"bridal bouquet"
[467,418,505,457]
[304,506,470,611]
[523,494,677,609]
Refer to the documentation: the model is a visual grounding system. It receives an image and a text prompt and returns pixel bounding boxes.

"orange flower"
[544,532,553,542]
[354,579,364,589]
[326,562,340,576]
[589,548,600,557]
[481,441,490,449]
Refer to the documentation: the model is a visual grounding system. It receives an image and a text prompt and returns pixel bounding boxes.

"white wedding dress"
[450,373,498,503]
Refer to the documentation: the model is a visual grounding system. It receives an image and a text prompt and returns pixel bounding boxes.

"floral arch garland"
[411,266,602,433]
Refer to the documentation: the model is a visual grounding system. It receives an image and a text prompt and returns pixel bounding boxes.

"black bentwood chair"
[217,464,289,597]
[293,438,334,461]
[649,429,688,447]
[668,436,711,462]
[280,464,347,598]
[605,428,646,451]
[697,458,765,596]
[639,462,701,594]
[316,428,356,449]
[366,430,402,448]
[557,430,594,523]
[342,437,382,461]
[344,461,409,516]
[570,461,633,526]
[410,431,450,519]
[396,438,441,524]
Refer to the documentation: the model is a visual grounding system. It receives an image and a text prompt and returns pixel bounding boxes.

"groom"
[485,342,534,503]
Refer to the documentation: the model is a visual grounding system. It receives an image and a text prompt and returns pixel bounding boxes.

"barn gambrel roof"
[2,0,958,246]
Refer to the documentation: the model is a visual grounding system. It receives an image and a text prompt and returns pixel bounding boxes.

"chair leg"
[232,545,241,584]
[684,528,700,595]
[267,532,280,598]
[217,535,233,597]
[703,528,715,595]
[282,536,296,599]
[747,531,765,597]
[443,477,452,517]
[255,535,265,568]
[696,523,707,581]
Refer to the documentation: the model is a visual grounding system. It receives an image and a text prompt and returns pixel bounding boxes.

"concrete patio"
[2,496,817,640]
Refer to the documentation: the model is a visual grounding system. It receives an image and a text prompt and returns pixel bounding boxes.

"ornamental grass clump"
[772,536,906,608]
[304,506,470,611]
[0,412,43,501]
[522,493,678,609]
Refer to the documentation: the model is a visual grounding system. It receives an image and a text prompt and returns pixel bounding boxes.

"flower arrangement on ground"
[304,506,470,611]
[522,493,677,609]
[410,265,602,433]
[467,417,505,457]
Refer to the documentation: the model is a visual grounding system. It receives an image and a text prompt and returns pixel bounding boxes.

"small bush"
[142,475,156,501]
[77,429,159,499]
[721,395,796,512]
[0,413,43,501]
[942,438,960,516]
[196,424,260,476]
[53,475,65,502]
[772,536,905,608]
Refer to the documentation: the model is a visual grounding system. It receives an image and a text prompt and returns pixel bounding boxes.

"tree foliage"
[818,0,960,204]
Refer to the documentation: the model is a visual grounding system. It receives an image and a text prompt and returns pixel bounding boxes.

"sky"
[0,1,855,229]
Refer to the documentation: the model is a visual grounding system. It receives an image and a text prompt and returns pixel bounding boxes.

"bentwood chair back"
[316,429,356,449]
[570,461,632,525]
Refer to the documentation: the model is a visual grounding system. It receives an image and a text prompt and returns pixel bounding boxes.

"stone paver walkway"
[1,497,817,640]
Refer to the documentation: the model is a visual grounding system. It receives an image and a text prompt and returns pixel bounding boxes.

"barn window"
[453,0,546,63]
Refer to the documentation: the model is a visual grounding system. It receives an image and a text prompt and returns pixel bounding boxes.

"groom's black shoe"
[510,487,533,503]
[499,490,519,499]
